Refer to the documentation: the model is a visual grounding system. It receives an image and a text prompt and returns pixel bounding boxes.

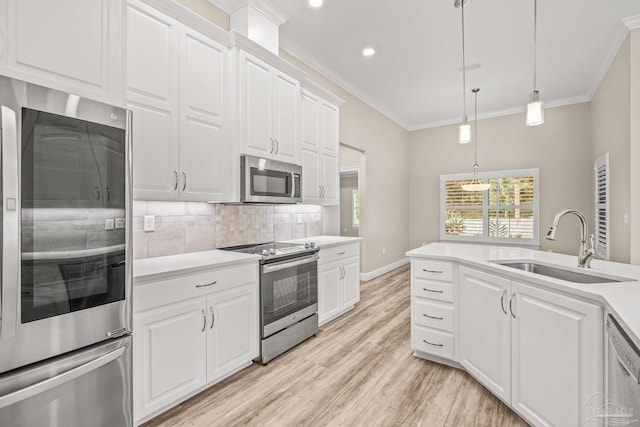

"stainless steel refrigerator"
[0,75,132,426]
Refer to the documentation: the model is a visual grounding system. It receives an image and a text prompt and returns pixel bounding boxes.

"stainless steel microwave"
[241,155,302,203]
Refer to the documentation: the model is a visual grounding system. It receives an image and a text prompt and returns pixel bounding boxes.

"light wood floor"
[143,264,528,427]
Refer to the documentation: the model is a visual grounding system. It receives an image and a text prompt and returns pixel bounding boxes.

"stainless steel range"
[222,242,319,363]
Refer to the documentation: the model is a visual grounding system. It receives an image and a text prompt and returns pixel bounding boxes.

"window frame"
[352,189,360,228]
[439,168,540,247]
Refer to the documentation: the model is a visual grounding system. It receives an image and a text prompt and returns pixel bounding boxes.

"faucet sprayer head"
[546,225,557,241]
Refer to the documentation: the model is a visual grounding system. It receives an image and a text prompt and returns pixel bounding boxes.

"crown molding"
[209,0,288,25]
[408,95,589,131]
[279,38,410,130]
[623,15,640,30]
[301,79,345,107]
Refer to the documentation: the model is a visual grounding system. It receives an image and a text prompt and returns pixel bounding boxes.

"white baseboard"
[360,258,409,282]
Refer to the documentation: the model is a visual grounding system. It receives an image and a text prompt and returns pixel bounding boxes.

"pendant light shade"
[526,0,544,126]
[461,88,490,192]
[456,0,471,143]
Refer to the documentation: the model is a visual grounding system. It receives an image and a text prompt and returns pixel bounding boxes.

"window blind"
[594,153,609,260]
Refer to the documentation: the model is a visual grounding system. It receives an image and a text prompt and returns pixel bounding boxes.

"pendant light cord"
[461,1,467,121]
[533,0,537,92]
[473,89,478,165]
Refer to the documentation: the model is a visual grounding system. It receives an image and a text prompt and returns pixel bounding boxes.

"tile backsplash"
[133,201,322,259]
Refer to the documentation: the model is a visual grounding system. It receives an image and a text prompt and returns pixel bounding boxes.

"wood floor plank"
[142,264,528,427]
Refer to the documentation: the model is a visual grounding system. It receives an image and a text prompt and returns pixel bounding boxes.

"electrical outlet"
[297,214,303,224]
[105,218,115,231]
[143,215,155,232]
[115,218,126,229]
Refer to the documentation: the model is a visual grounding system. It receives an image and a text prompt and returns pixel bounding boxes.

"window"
[440,168,539,246]
[594,153,609,260]
[352,190,360,228]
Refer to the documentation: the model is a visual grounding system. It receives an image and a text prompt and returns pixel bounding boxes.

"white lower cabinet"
[133,262,259,424]
[458,266,602,427]
[317,243,360,325]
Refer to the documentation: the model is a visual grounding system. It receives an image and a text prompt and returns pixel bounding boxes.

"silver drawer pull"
[423,269,443,274]
[422,339,444,347]
[337,251,346,255]
[196,281,217,288]
[422,288,444,293]
[422,314,443,320]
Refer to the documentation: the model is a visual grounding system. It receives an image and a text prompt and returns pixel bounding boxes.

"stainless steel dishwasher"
[605,314,640,425]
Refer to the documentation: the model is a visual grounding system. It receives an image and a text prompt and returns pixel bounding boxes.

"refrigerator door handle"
[0,345,126,409]
[1,106,19,341]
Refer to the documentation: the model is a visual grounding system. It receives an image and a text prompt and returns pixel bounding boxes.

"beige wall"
[630,29,640,264]
[408,103,593,257]
[591,36,631,263]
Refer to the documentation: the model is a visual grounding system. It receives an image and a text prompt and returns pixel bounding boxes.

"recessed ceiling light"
[362,47,376,57]
[309,0,324,8]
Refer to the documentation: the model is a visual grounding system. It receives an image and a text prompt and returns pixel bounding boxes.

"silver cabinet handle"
[174,170,179,191]
[182,171,187,192]
[318,185,322,198]
[422,287,444,294]
[201,309,206,332]
[341,266,345,280]
[1,106,19,340]
[509,292,516,319]
[422,339,443,347]
[422,313,444,320]
[500,290,508,315]
[322,185,326,198]
[423,269,443,274]
[195,281,217,288]
[209,306,215,329]
[275,139,279,154]
[0,345,126,410]
[106,186,111,201]
[337,251,346,256]
[269,138,274,153]
[95,185,101,200]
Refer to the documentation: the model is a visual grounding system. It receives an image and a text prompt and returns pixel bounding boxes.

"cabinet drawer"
[413,326,454,360]
[413,300,454,332]
[413,259,452,282]
[134,263,258,312]
[319,243,360,265]
[414,279,454,302]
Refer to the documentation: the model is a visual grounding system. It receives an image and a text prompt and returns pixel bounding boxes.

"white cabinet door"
[240,53,272,157]
[342,258,360,307]
[318,264,341,324]
[127,1,180,200]
[458,267,512,402]
[302,147,320,203]
[301,90,320,149]
[133,299,207,421]
[272,71,299,163]
[511,281,602,427]
[321,102,339,154]
[0,0,125,106]
[321,152,339,204]
[179,28,230,201]
[206,283,258,384]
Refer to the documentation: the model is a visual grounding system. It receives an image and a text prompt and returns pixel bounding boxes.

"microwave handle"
[290,172,296,198]
[1,106,19,341]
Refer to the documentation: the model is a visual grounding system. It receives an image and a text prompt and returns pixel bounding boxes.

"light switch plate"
[143,215,155,232]
[105,218,115,231]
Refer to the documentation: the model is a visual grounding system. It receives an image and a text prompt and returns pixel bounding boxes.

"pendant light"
[461,88,491,192]
[456,0,471,143]
[526,0,544,126]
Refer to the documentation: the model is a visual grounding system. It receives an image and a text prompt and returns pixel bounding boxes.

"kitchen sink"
[493,261,633,284]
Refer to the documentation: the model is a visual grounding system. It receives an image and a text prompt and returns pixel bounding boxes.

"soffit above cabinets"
[210,0,640,130]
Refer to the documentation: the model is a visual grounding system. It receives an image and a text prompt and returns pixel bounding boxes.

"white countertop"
[133,250,260,283]
[280,235,362,248]
[407,242,640,347]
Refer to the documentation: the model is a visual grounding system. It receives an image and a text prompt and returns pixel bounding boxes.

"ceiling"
[213,0,640,130]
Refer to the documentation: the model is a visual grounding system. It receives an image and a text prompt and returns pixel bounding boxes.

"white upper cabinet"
[0,0,125,106]
[127,0,231,202]
[237,50,300,163]
[300,87,342,205]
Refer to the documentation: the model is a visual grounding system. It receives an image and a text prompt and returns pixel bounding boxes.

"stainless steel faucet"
[546,209,595,268]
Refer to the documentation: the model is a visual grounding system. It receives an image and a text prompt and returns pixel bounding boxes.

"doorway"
[339,144,365,238]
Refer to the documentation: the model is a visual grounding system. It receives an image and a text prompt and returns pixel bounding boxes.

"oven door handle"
[1,106,19,341]
[263,255,319,274]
